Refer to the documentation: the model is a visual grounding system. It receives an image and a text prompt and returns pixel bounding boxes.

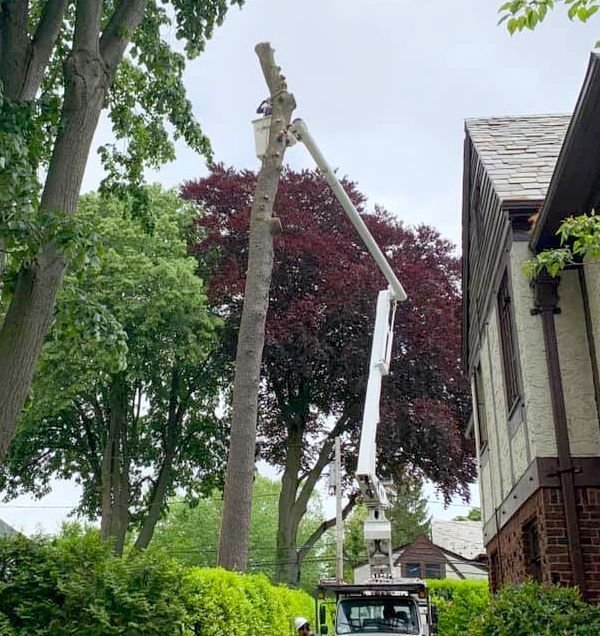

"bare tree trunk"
[218,42,296,571]
[133,448,176,550]
[99,375,130,556]
[0,0,147,459]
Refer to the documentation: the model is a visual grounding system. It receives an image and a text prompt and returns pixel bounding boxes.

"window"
[425,563,443,579]
[474,363,488,449]
[497,272,520,412]
[524,519,542,582]
[404,563,421,578]
[489,551,500,593]
[336,598,420,634]
[403,562,445,579]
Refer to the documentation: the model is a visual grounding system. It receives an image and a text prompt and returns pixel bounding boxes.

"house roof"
[431,520,484,560]
[531,53,600,250]
[0,518,18,538]
[465,114,570,203]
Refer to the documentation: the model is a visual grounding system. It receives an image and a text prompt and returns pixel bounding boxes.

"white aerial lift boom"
[253,114,437,636]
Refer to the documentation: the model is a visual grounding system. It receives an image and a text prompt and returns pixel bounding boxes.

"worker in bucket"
[294,617,315,636]
[256,98,272,116]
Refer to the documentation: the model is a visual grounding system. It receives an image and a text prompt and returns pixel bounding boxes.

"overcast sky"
[4,0,599,535]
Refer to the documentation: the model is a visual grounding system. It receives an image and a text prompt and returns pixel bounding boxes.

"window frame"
[497,271,521,415]
[474,362,489,451]
[523,518,542,583]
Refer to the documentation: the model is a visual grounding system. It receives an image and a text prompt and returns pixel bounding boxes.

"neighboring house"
[0,517,18,538]
[462,52,600,603]
[353,533,488,584]
[431,520,484,561]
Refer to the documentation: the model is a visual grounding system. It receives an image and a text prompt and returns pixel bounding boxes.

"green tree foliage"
[427,580,489,636]
[343,480,431,575]
[524,212,600,279]
[0,527,189,635]
[468,581,600,635]
[0,0,244,457]
[0,527,314,635]
[153,476,333,591]
[453,507,481,522]
[498,0,599,34]
[0,188,223,554]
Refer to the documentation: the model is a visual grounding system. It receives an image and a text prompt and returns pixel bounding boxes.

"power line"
[0,497,476,510]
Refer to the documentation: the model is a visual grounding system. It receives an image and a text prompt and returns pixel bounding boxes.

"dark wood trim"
[483,457,600,545]
[506,205,540,242]
[578,267,600,435]
[482,456,600,546]
[532,274,585,593]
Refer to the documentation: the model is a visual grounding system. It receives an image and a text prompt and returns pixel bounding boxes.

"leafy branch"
[524,211,600,278]
[499,0,599,35]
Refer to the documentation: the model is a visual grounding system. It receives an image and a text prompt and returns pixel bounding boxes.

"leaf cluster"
[467,580,600,635]
[428,579,489,636]
[498,0,599,36]
[1,187,224,524]
[524,211,600,279]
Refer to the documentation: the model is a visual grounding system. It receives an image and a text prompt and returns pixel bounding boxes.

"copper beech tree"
[183,166,476,586]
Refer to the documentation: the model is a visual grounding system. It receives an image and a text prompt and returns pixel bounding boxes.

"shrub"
[0,530,188,635]
[184,567,314,635]
[0,530,313,636]
[468,581,600,636]
[427,579,489,636]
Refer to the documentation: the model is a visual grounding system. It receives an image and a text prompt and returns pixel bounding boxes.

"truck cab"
[316,581,438,636]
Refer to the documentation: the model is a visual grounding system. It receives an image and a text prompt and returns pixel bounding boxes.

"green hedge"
[427,579,489,636]
[0,530,313,636]
[467,581,600,636]
[185,568,314,636]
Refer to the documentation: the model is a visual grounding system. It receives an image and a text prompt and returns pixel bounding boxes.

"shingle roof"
[431,520,484,560]
[466,115,571,202]
[0,518,18,538]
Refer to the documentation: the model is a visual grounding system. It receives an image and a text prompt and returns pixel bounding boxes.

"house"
[431,519,485,561]
[462,52,600,603]
[0,517,18,538]
[353,532,488,584]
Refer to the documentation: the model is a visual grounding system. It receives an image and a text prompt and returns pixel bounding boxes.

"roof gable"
[465,115,570,203]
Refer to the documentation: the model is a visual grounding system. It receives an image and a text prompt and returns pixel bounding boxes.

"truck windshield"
[336,598,420,634]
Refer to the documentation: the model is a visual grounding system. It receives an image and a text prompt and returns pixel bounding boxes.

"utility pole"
[335,436,344,580]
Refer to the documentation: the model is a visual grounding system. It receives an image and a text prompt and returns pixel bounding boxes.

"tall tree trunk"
[0,0,146,459]
[274,422,303,584]
[100,374,130,556]
[218,42,296,571]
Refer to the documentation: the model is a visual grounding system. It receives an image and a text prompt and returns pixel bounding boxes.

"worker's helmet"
[294,617,309,630]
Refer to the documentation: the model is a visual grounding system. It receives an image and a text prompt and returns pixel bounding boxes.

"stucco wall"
[554,269,600,456]
[509,242,556,457]
[479,326,509,511]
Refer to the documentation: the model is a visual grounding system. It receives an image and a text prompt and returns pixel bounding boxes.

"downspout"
[531,273,586,594]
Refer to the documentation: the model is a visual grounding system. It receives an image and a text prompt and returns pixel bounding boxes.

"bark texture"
[217,42,296,571]
[0,0,147,459]
[273,419,357,586]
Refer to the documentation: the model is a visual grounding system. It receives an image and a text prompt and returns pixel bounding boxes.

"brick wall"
[486,487,600,603]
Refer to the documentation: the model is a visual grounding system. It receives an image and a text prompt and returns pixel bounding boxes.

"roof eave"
[531,52,600,252]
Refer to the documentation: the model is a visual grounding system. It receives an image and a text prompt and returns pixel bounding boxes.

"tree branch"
[99,0,147,73]
[73,0,103,51]
[0,0,31,99]
[293,417,347,522]
[21,0,69,99]
[298,492,358,564]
